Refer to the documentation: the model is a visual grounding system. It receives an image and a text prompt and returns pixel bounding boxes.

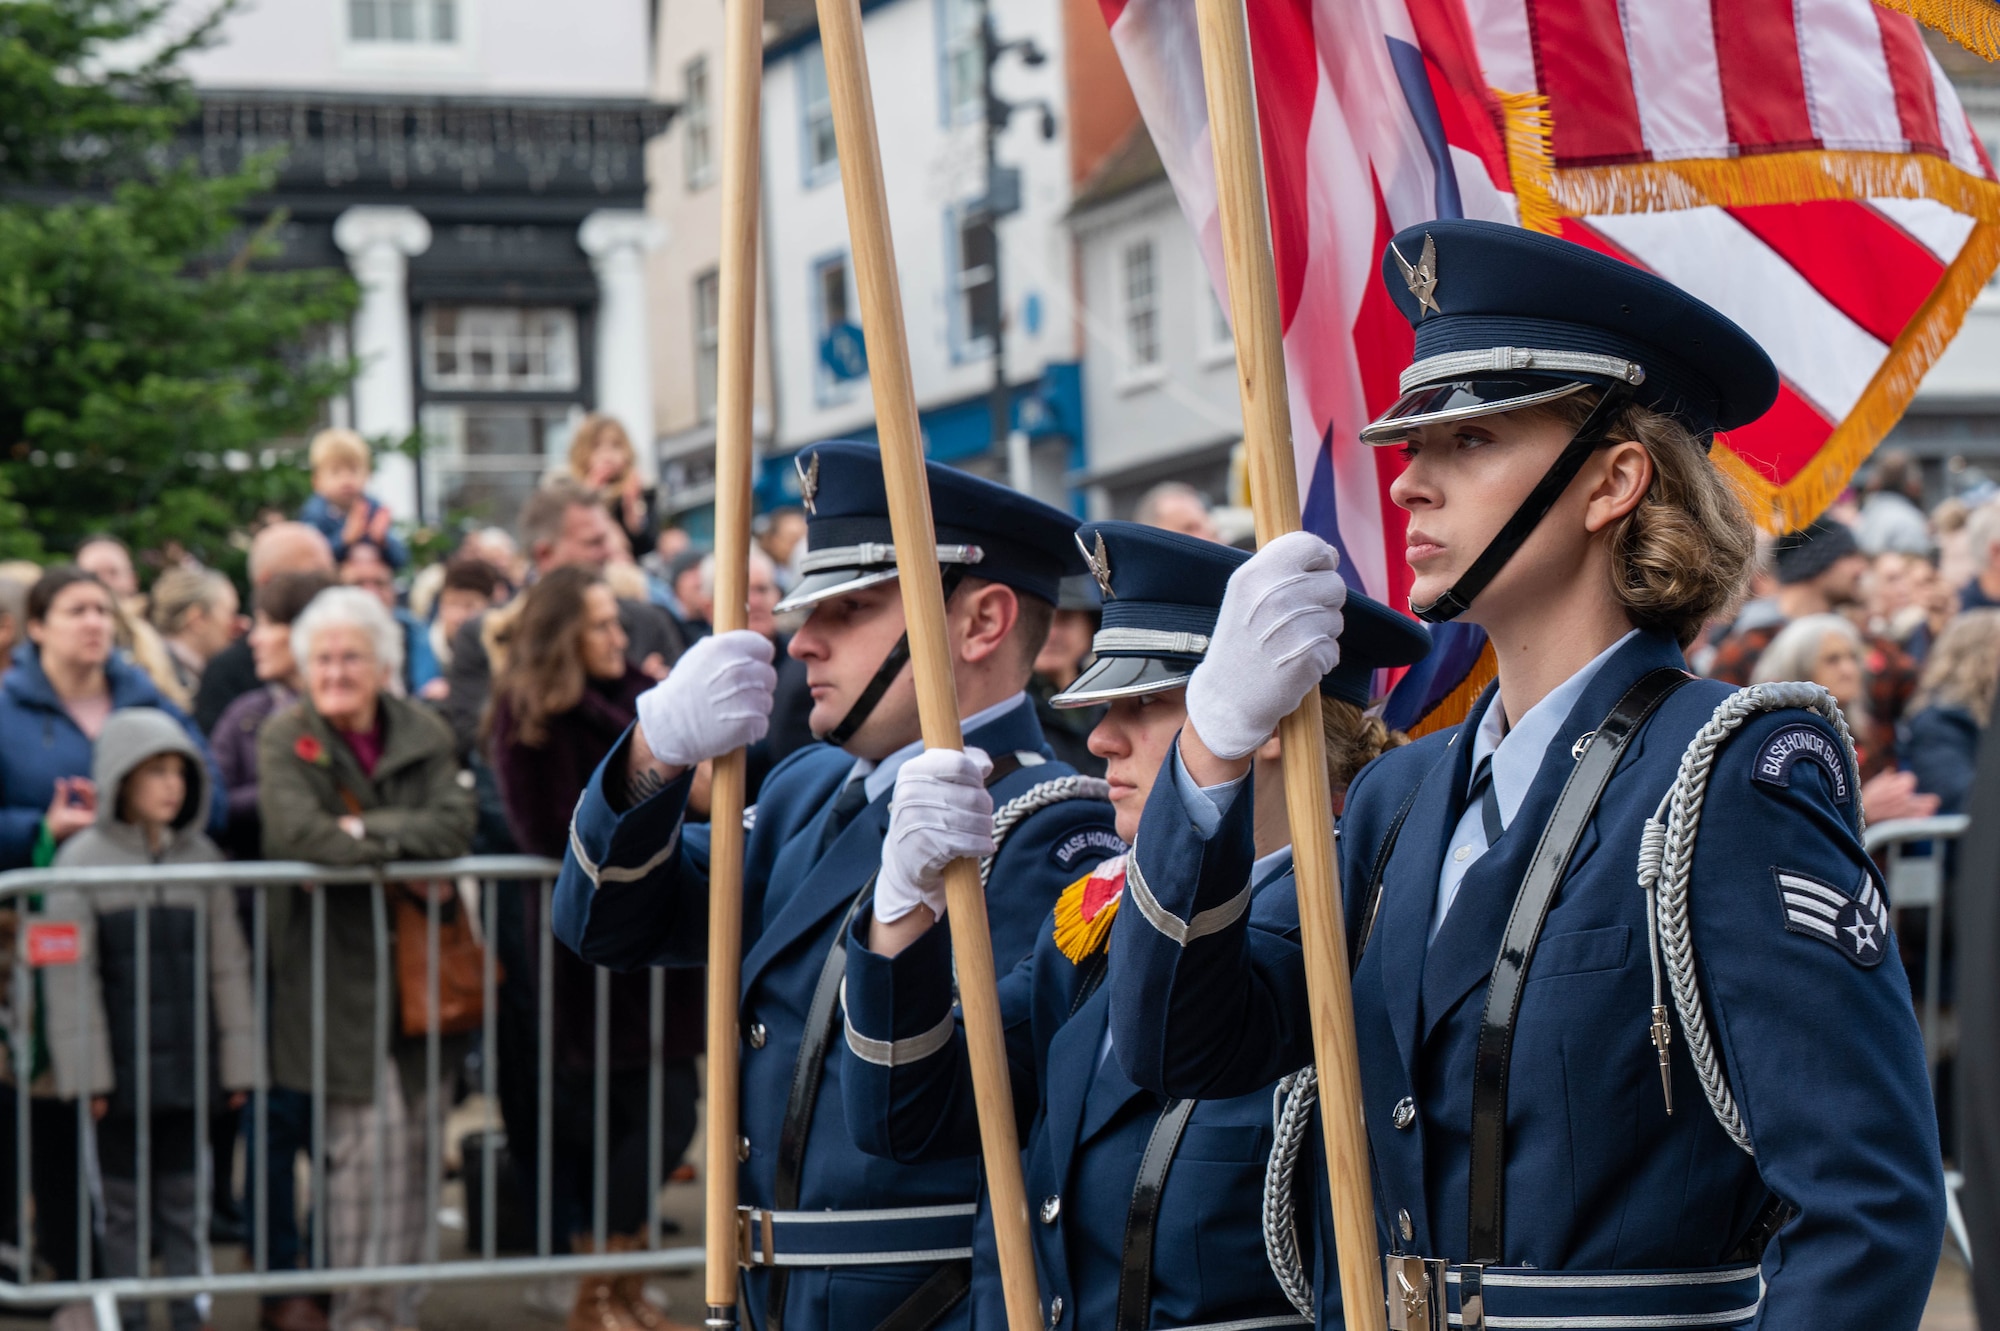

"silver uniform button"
[1392,1097,1416,1130]
[1047,1294,1063,1326]
[1040,1194,1061,1224]
[738,1135,752,1162]
[748,1022,768,1049]
[1398,1209,1414,1242]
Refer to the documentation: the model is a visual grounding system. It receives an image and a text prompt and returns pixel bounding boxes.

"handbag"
[391,880,491,1039]
[333,783,494,1038]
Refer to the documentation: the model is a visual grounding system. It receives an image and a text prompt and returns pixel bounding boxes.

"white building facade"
[180,0,669,527]
[1066,130,1244,519]
[641,0,779,544]
[755,0,1085,511]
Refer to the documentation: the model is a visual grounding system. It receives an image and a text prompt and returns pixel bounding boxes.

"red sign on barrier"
[26,922,82,967]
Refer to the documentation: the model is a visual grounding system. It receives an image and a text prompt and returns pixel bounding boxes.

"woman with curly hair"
[488,566,700,1331]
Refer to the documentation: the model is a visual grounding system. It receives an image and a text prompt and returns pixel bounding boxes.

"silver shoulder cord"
[1266,1064,1319,1319]
[937,771,1113,1000]
[1259,682,1861,1311]
[980,774,1113,888]
[1635,680,1862,1154]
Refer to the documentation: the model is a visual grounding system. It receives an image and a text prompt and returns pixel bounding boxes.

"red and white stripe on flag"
[1100,0,2000,731]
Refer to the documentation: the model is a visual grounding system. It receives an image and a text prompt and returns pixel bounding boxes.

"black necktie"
[816,774,871,859]
[1466,754,1505,846]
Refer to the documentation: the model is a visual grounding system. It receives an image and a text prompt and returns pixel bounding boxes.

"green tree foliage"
[0,0,357,569]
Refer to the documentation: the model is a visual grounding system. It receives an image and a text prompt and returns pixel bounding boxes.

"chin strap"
[1411,384,1636,624]
[818,572,967,748]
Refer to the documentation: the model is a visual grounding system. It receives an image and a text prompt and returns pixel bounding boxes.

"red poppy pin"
[294,735,327,766]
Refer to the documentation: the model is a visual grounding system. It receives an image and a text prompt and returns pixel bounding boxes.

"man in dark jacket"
[192,523,336,733]
[443,480,685,759]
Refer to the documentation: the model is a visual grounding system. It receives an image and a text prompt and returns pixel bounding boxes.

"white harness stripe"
[1126,849,1251,947]
[839,978,958,1067]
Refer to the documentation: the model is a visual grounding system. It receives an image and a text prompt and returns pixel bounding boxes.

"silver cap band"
[1090,627,1211,657]
[1398,347,1646,394]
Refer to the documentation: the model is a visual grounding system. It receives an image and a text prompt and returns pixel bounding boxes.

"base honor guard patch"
[1053,857,1128,964]
[1775,868,1886,966]
[1751,724,1851,804]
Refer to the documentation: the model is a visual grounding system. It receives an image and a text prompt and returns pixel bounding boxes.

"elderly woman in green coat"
[258,586,475,1331]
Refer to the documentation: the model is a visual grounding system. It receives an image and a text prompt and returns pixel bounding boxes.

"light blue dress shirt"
[1430,630,1638,940]
[849,691,1032,802]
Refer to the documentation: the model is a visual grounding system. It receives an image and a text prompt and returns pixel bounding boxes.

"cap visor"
[774,567,899,614]
[1050,654,1196,708]
[1360,377,1589,444]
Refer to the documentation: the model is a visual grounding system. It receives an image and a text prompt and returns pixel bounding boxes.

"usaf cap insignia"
[795,449,820,515]
[1389,233,1442,317]
[1079,531,1115,599]
[1774,867,1886,967]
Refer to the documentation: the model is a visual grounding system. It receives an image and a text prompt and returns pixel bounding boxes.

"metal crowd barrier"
[0,857,704,1331]
[1863,814,1973,1269]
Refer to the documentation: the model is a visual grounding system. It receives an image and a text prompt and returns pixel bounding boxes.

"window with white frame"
[937,0,984,126]
[1198,278,1234,363]
[694,268,721,423]
[421,306,580,392]
[800,46,839,186]
[349,0,457,43]
[813,252,862,399]
[1121,239,1161,374]
[952,211,1000,356]
[684,56,714,189]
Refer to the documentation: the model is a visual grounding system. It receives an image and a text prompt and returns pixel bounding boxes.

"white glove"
[875,748,995,926]
[635,630,777,768]
[1185,531,1347,760]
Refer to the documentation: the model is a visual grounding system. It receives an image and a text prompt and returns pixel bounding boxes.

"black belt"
[1115,1097,1197,1331]
[761,750,1034,1330]
[1466,666,1690,1265]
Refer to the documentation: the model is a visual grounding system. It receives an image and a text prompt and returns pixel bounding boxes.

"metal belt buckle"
[1385,1254,1447,1331]
[735,1206,775,1268]
[1458,1262,1488,1331]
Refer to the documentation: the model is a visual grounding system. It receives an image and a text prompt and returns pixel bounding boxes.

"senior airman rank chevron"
[1775,868,1888,967]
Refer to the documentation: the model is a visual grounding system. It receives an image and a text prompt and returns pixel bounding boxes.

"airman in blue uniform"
[1107,220,1946,1331]
[552,441,1118,1331]
[839,522,1429,1330]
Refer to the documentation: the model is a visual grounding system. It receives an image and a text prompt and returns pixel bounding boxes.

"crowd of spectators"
[0,432,1991,1328]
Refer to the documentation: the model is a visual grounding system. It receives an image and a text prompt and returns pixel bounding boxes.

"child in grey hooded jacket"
[42,707,254,1331]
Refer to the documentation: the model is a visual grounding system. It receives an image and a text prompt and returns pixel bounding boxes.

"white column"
[333,206,432,519]
[579,210,667,482]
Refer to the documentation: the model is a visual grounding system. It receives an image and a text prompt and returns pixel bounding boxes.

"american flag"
[1099,0,2000,733]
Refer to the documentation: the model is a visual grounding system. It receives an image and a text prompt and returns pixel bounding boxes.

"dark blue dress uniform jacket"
[553,701,1117,1331]
[841,856,1308,1331]
[1107,631,1945,1331]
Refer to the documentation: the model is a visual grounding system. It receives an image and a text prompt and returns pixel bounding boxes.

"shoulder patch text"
[1751,724,1851,804]
[1051,826,1126,871]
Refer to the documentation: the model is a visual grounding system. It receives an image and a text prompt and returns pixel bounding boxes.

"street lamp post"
[977,5,1054,489]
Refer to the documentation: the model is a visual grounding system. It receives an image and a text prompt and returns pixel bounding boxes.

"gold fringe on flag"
[1716,220,2000,532]
[1542,151,2000,226]
[1494,88,2000,531]
[1497,90,1560,235]
[1498,91,2000,229]
[1874,0,2000,61]
[1407,641,1497,740]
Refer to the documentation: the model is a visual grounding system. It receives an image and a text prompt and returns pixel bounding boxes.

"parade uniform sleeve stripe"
[839,979,957,1067]
[1126,847,1251,947]
[568,817,681,890]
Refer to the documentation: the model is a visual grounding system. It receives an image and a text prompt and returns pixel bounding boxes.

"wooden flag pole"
[811,0,1042,1327]
[703,0,763,1322]
[1192,1,1388,1327]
